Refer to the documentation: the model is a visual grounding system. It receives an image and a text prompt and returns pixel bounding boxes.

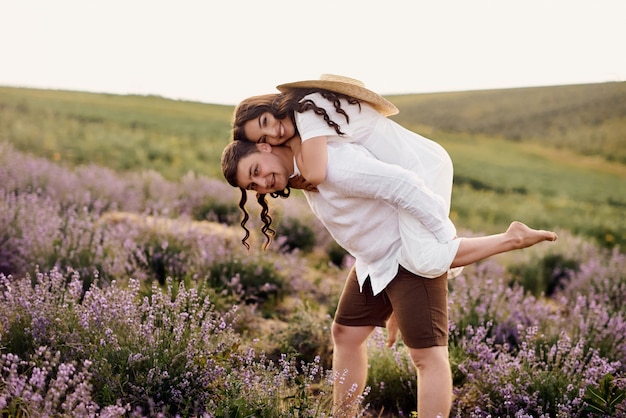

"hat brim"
[276,80,399,117]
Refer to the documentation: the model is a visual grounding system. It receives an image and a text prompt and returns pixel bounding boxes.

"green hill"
[389,82,626,164]
[0,86,234,180]
[1,83,624,247]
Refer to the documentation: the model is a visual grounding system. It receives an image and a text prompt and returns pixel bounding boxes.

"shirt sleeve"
[328,144,457,243]
[295,93,355,142]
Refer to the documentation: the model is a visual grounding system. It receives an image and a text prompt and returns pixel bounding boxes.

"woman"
[233,74,463,279]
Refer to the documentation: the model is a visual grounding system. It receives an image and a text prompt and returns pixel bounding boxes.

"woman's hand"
[386,312,399,347]
[288,175,319,192]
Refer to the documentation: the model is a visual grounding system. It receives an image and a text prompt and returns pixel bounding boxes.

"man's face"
[235,143,291,194]
[243,112,296,146]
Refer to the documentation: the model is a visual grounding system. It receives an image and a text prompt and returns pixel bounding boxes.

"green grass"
[0,86,233,179]
[389,82,626,164]
[431,133,626,247]
[437,133,626,206]
[1,83,625,248]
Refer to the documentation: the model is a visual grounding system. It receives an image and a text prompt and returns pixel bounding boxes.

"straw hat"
[276,74,399,117]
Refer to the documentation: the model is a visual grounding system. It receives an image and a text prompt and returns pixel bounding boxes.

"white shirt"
[299,142,457,295]
[295,93,461,290]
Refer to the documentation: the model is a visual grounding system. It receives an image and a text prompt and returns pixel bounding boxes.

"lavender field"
[1,83,626,417]
[1,141,625,417]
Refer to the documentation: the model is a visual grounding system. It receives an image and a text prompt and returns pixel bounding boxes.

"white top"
[295,93,461,288]
[299,141,458,295]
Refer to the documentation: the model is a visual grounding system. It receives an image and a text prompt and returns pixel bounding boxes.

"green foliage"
[136,234,191,285]
[192,198,241,224]
[451,181,626,250]
[207,255,287,315]
[366,349,417,416]
[327,241,350,268]
[0,86,232,180]
[441,134,626,211]
[508,253,580,297]
[2,83,626,415]
[275,302,333,369]
[3,317,35,358]
[390,82,626,164]
[2,84,625,249]
[365,331,417,416]
[209,355,333,418]
[584,374,626,416]
[276,217,317,253]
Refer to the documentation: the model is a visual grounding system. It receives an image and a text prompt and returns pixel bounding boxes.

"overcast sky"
[2,0,625,106]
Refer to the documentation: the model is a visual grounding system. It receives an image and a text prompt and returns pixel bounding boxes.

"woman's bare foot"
[506,221,558,249]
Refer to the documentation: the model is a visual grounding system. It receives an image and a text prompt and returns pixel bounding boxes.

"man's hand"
[288,175,319,192]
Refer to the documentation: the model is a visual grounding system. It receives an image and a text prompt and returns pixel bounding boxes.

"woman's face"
[243,112,296,146]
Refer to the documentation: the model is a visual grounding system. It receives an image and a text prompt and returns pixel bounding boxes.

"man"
[221,138,557,417]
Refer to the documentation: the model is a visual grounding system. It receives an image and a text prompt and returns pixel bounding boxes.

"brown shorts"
[334,265,448,349]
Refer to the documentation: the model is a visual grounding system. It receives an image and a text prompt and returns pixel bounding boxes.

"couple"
[221,74,557,417]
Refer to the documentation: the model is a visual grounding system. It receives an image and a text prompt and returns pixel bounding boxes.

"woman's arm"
[296,136,328,186]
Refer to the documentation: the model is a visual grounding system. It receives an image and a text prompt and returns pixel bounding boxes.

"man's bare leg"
[410,345,452,417]
[331,323,374,417]
[452,221,557,268]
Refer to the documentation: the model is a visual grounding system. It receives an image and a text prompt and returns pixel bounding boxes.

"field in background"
[390,82,626,164]
[2,83,626,416]
[0,86,233,180]
[1,83,625,247]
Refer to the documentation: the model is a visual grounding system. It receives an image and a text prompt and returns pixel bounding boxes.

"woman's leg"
[451,221,557,268]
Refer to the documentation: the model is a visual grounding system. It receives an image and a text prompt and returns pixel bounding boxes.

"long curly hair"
[226,89,361,249]
[220,140,290,250]
[232,89,361,143]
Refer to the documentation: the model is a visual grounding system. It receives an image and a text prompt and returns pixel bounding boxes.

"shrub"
[508,253,580,297]
[0,349,128,417]
[365,329,417,417]
[276,217,317,253]
[191,198,241,225]
[275,301,333,370]
[583,373,626,416]
[0,268,342,417]
[132,232,192,285]
[555,246,626,361]
[327,241,350,268]
[207,255,287,316]
[559,246,626,316]
[448,260,559,342]
[451,324,622,417]
[209,353,336,417]
[447,250,626,416]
